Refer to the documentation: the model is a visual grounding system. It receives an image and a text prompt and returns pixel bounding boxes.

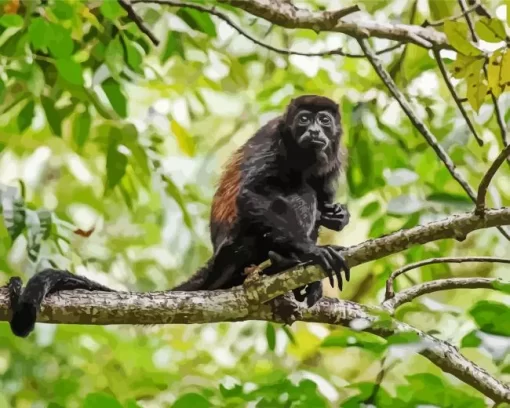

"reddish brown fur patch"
[211,148,243,226]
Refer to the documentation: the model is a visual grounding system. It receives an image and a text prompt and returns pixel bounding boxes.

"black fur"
[6,95,350,336]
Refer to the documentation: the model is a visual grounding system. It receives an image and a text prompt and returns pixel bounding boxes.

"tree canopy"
[1,0,510,407]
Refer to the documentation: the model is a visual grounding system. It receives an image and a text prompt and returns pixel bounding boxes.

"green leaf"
[55,58,84,85]
[27,63,45,97]
[100,0,126,20]
[443,20,481,56]
[171,120,195,156]
[161,175,192,228]
[321,330,386,354]
[466,68,487,113]
[501,49,510,88]
[177,8,217,37]
[173,393,210,408]
[105,127,128,191]
[105,36,125,79]
[17,100,35,133]
[73,106,92,148]
[124,38,144,73]
[101,78,127,118]
[469,300,510,336]
[1,186,26,242]
[360,201,380,218]
[492,279,510,294]
[28,17,50,50]
[428,0,455,21]
[487,49,505,98]
[386,332,421,345]
[0,78,5,105]
[52,1,73,20]
[48,24,74,58]
[26,210,43,262]
[266,323,276,351]
[41,96,63,137]
[474,17,506,43]
[161,31,185,62]
[0,14,23,27]
[461,330,482,348]
[508,0,510,26]
[450,54,484,80]
[83,392,123,408]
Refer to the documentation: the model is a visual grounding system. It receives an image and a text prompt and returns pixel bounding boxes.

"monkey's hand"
[319,203,350,232]
[269,245,350,291]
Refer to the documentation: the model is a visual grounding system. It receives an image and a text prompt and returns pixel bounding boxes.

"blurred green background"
[0,0,510,406]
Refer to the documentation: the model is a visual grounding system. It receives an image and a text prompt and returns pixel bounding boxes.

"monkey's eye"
[298,114,311,125]
[318,114,331,126]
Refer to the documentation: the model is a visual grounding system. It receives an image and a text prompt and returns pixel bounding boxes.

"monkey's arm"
[7,269,115,337]
[310,174,350,232]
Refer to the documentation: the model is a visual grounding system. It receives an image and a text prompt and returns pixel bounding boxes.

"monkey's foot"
[269,293,302,325]
[300,245,350,291]
[320,203,350,231]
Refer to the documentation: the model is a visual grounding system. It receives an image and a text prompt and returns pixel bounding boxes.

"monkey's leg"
[7,269,114,337]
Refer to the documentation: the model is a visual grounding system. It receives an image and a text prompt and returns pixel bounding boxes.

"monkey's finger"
[324,246,345,290]
[316,249,336,288]
[321,216,347,230]
[323,245,350,282]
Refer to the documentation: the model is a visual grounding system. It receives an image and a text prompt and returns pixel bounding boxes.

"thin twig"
[131,0,399,58]
[423,2,481,27]
[118,0,160,46]
[357,38,510,240]
[475,144,510,215]
[383,277,509,311]
[433,48,483,146]
[385,256,510,300]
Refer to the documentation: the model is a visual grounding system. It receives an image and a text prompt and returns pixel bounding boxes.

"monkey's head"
[282,95,342,159]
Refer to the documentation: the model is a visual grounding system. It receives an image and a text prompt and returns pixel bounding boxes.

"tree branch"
[385,256,510,300]
[133,0,449,48]
[118,0,160,45]
[476,144,510,215]
[383,277,510,311]
[1,286,509,402]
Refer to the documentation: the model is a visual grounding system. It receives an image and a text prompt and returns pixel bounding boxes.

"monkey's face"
[291,109,340,153]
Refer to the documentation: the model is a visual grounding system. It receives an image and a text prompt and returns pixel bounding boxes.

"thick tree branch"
[1,288,509,402]
[133,0,449,48]
[383,277,510,311]
[385,256,510,300]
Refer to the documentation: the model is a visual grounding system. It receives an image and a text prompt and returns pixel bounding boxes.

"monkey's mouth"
[299,133,328,150]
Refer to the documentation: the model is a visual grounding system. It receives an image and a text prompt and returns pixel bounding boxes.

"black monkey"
[7,94,350,337]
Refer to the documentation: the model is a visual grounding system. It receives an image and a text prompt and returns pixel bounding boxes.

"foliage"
[0,0,510,407]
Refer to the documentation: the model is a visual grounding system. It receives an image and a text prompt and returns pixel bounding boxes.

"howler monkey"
[7,94,350,337]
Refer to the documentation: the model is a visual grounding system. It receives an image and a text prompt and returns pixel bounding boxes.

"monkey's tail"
[170,257,214,291]
[8,269,114,338]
